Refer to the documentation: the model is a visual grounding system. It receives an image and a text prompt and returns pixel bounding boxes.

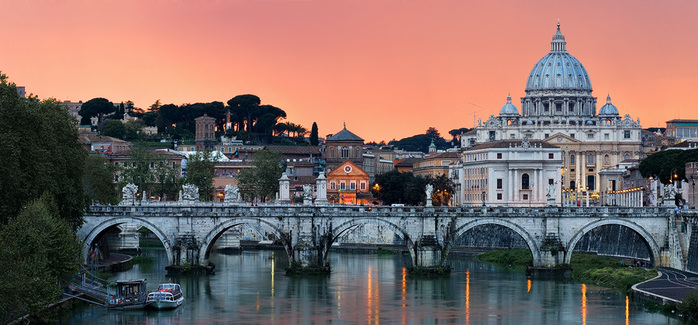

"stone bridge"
[78,203,698,273]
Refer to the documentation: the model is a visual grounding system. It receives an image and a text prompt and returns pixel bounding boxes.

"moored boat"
[107,279,148,310]
[146,283,184,309]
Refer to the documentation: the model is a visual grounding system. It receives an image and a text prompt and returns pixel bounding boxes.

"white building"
[463,23,642,199]
[450,139,562,207]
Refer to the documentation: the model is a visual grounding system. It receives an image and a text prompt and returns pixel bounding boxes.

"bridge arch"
[450,218,542,266]
[199,217,288,266]
[330,217,415,263]
[565,219,660,265]
[80,217,174,265]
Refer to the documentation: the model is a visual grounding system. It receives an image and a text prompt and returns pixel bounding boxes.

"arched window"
[521,174,530,190]
[330,147,334,158]
[341,147,349,158]
[356,148,360,158]
[624,154,630,160]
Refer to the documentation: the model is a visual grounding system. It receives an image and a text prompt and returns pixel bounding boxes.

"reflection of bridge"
[78,203,697,273]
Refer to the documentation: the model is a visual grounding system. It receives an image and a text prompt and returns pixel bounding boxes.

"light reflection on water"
[59,249,678,324]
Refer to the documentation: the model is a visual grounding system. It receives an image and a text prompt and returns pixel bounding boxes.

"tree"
[428,174,455,206]
[449,127,470,142]
[0,72,87,230]
[83,154,119,205]
[639,149,698,184]
[152,159,182,201]
[227,94,261,132]
[102,119,126,139]
[185,151,215,201]
[236,149,284,202]
[310,122,319,145]
[371,170,428,205]
[78,97,115,126]
[0,195,80,323]
[119,143,157,198]
[426,127,441,139]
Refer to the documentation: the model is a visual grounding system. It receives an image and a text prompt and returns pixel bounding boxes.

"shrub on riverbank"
[476,249,532,269]
[570,253,656,293]
[476,250,656,292]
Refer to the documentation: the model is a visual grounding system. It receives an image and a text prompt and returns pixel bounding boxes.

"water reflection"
[59,249,678,325]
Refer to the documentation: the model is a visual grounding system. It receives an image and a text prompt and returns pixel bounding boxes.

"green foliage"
[639,149,698,184]
[227,95,287,143]
[570,253,656,292]
[310,122,319,146]
[389,128,450,153]
[0,72,87,230]
[237,149,284,202]
[428,174,455,206]
[79,97,114,126]
[102,119,126,138]
[185,151,216,201]
[0,195,81,323]
[678,291,698,318]
[371,170,428,205]
[119,143,156,196]
[477,249,533,268]
[84,154,118,205]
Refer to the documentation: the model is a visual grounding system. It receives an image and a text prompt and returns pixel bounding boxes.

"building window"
[360,182,366,190]
[330,182,336,190]
[356,148,360,158]
[350,182,356,190]
[544,133,549,139]
[587,133,593,139]
[624,131,631,139]
[523,194,529,200]
[570,155,575,164]
[604,133,610,140]
[497,193,503,200]
[624,154,630,160]
[548,153,554,159]
[521,174,530,189]
[489,131,495,141]
[570,133,575,139]
[340,182,346,190]
[330,148,334,158]
[549,179,554,185]
[497,153,502,159]
[497,179,503,189]
[604,155,610,165]
[341,147,349,158]
[570,181,576,190]
[587,154,594,165]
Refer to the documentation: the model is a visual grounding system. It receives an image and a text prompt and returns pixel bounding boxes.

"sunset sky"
[1,0,697,142]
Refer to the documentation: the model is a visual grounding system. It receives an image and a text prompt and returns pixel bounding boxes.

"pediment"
[544,133,582,144]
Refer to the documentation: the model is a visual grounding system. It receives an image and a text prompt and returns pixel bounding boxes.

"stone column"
[315,172,328,205]
[278,173,291,204]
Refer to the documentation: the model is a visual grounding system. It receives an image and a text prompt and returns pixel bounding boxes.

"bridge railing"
[86,203,687,219]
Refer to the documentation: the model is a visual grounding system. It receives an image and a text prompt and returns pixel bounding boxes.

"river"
[59,248,681,324]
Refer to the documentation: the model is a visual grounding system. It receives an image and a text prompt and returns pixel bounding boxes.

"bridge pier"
[410,235,450,275]
[167,234,214,275]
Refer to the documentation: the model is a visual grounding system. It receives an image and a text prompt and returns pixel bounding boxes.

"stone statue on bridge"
[425,184,433,207]
[182,184,199,202]
[546,183,556,206]
[224,185,239,203]
[663,184,677,206]
[302,184,314,206]
[121,183,138,205]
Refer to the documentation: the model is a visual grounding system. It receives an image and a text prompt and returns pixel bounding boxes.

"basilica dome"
[525,23,592,92]
[499,94,519,115]
[598,94,619,115]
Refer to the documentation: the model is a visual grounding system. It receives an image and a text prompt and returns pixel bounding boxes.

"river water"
[59,248,681,324]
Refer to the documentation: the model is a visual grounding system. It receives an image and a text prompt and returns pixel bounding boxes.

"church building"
[458,23,642,205]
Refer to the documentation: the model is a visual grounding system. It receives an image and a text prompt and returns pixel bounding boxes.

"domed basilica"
[456,23,642,205]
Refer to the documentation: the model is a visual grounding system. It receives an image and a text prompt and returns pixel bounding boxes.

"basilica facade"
[456,23,642,206]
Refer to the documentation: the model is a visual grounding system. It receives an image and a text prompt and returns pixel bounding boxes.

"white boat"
[146,283,184,309]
